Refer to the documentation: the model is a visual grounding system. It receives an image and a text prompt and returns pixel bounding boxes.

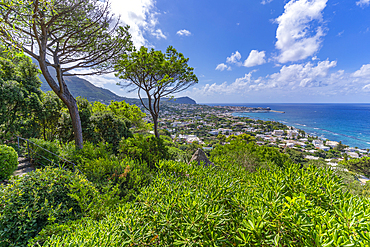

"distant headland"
[212,105,285,113]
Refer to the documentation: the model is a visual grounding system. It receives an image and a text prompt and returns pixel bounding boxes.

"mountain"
[37,66,196,105]
[163,97,196,104]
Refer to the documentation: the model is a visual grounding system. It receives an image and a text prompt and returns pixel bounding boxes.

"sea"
[206,103,370,150]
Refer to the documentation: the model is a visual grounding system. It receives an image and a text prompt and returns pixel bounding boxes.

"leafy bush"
[119,134,170,169]
[211,139,290,172]
[0,167,99,247]
[28,138,61,167]
[77,157,152,201]
[0,144,18,180]
[35,160,370,246]
[60,141,113,165]
[340,156,370,177]
[90,111,132,151]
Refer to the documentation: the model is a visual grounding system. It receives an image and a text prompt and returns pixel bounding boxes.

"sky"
[81,0,370,103]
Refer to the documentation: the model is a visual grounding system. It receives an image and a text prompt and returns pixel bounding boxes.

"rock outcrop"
[188,148,214,167]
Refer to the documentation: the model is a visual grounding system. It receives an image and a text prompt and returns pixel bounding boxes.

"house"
[286,142,295,148]
[255,134,265,139]
[312,140,323,147]
[296,142,307,147]
[348,152,359,158]
[287,130,299,139]
[273,130,284,136]
[326,141,339,148]
[305,155,320,160]
[318,145,330,151]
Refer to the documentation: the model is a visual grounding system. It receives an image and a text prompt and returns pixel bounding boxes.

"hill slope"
[38,67,196,105]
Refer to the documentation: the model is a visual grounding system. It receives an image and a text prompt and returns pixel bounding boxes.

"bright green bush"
[0,167,99,247]
[211,139,290,172]
[119,134,170,169]
[90,111,133,151]
[34,159,370,246]
[60,141,113,165]
[29,138,61,167]
[77,157,152,201]
[340,156,370,177]
[0,144,18,180]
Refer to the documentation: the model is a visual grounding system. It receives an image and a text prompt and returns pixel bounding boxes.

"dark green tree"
[115,46,198,138]
[0,0,132,148]
[0,49,43,140]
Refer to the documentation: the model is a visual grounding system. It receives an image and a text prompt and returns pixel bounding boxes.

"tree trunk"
[152,114,159,138]
[38,60,83,149]
[63,96,83,149]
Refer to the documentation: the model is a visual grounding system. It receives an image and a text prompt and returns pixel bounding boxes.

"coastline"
[207,103,370,150]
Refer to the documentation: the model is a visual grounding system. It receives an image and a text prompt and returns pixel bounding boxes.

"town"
[145,102,369,171]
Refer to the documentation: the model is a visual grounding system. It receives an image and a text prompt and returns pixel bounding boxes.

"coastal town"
[143,102,370,178]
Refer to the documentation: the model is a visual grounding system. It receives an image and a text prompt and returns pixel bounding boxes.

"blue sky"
[83,0,370,103]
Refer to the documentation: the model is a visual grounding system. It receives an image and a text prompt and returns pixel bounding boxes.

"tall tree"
[0,0,132,148]
[115,46,198,138]
[0,48,43,141]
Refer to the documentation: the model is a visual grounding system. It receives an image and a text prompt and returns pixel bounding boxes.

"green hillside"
[37,63,196,105]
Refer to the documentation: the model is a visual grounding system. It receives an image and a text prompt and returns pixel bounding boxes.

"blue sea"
[207,103,370,149]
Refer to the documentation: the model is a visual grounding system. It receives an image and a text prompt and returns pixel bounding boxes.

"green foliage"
[284,148,305,164]
[93,101,148,130]
[115,45,198,137]
[0,167,98,247]
[35,92,64,141]
[61,141,113,165]
[211,139,290,172]
[35,158,370,246]
[0,144,18,180]
[28,138,61,167]
[90,111,132,151]
[77,157,152,201]
[0,49,43,139]
[119,134,170,169]
[340,156,370,177]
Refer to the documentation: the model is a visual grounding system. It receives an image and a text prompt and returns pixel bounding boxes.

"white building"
[312,140,323,147]
[326,141,339,148]
[273,130,284,136]
[348,152,359,158]
[318,145,330,151]
[287,130,299,139]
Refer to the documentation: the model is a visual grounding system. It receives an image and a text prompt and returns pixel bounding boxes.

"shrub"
[34,161,370,246]
[90,111,133,151]
[60,141,113,165]
[119,134,170,169]
[77,157,152,201]
[0,144,18,180]
[210,139,290,172]
[340,156,370,177]
[28,138,61,167]
[0,167,101,247]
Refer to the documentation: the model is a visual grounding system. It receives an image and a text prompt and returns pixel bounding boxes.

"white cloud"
[215,63,230,71]
[193,60,337,98]
[226,51,242,65]
[268,60,337,87]
[356,0,370,7]
[152,29,167,39]
[261,0,273,4]
[275,0,328,63]
[110,0,165,47]
[352,64,370,78]
[243,50,266,67]
[193,71,256,96]
[363,84,370,92]
[176,29,191,36]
